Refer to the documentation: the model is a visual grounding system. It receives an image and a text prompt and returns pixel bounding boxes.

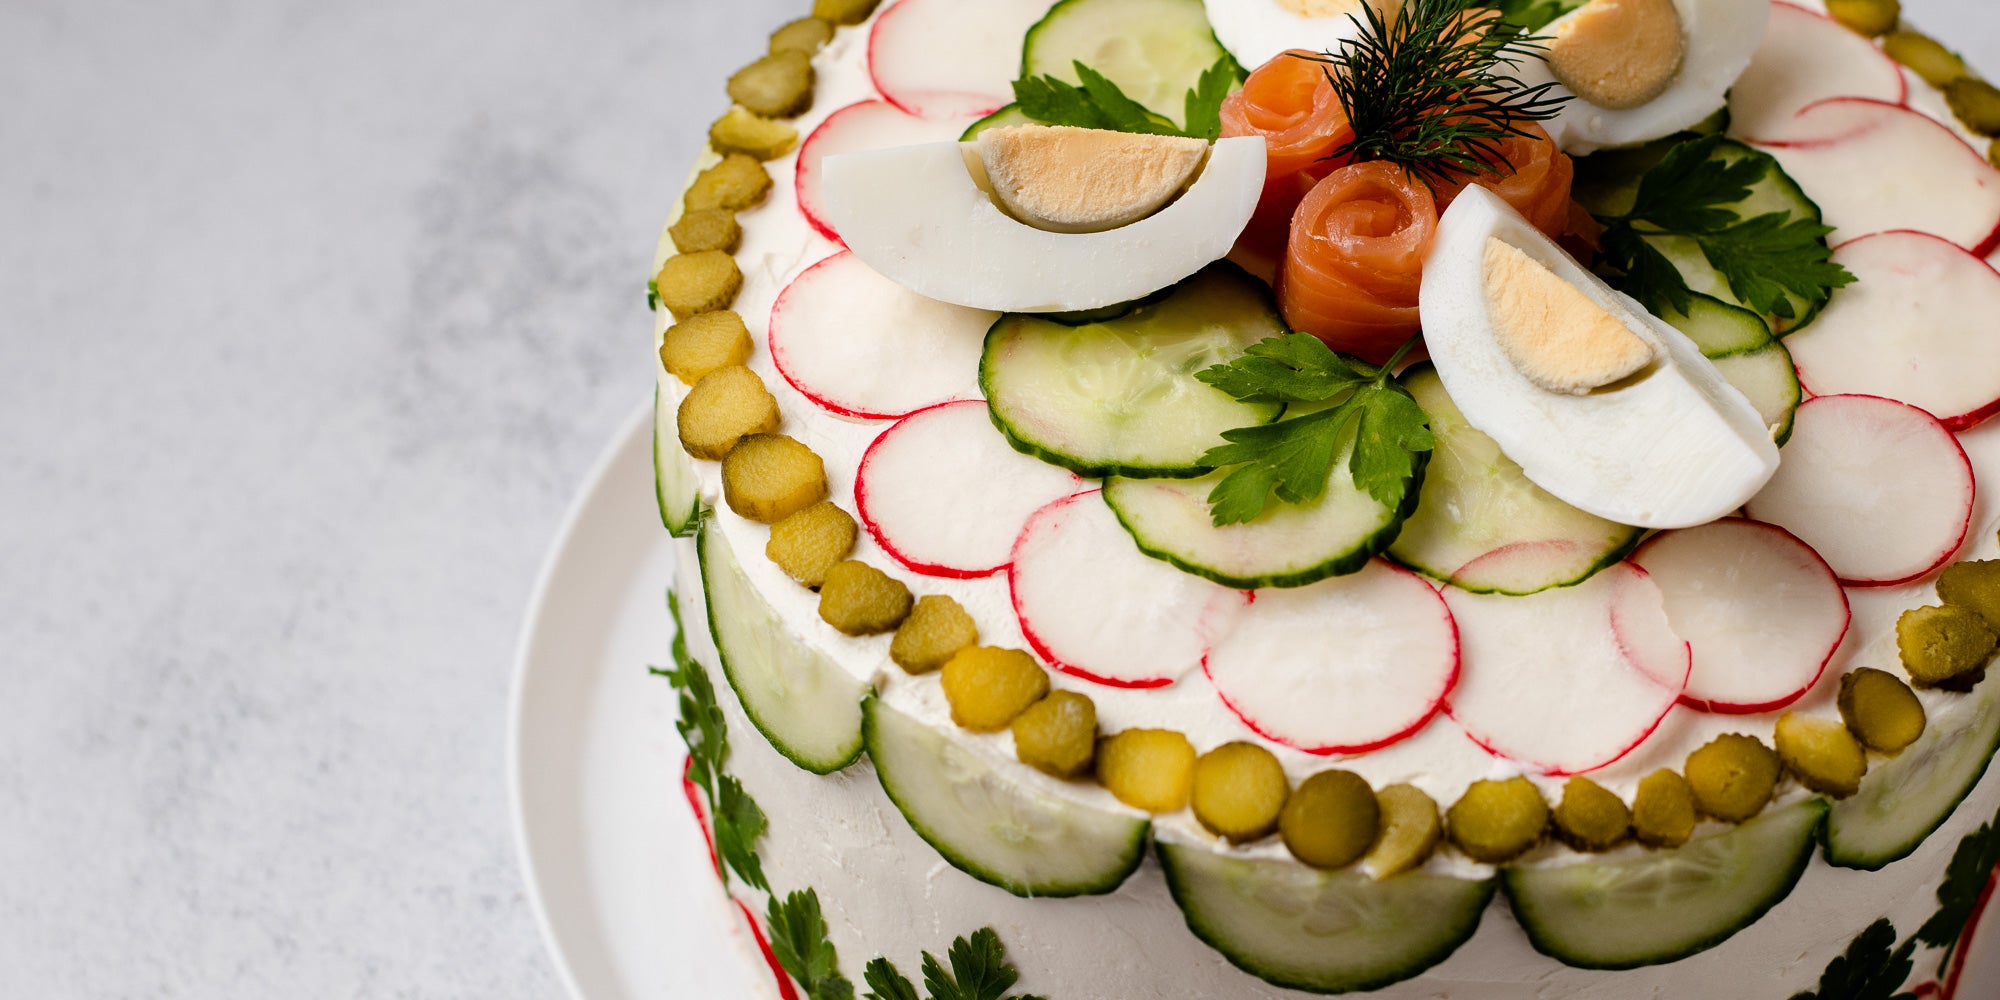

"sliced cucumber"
[1826,678,2000,870]
[959,104,1035,140]
[1158,841,1495,994]
[1103,445,1417,589]
[1504,798,1827,969]
[1709,343,1801,446]
[1021,0,1232,126]
[1386,364,1641,594]
[1577,138,1831,333]
[1655,291,1771,359]
[1652,292,1799,445]
[654,383,701,537]
[697,517,867,774]
[981,262,1283,479]
[864,697,1149,897]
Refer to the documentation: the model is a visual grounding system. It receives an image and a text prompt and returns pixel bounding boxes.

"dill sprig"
[1298,0,1569,190]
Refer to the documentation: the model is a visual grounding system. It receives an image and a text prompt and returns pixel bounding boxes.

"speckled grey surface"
[0,0,1995,996]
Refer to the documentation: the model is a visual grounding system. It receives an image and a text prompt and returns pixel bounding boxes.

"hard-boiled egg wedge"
[1515,0,1769,154]
[1204,0,1404,72]
[1420,186,1778,529]
[821,129,1265,312]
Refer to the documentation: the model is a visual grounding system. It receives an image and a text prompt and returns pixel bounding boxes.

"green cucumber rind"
[959,103,1035,140]
[654,384,702,538]
[1503,799,1828,970]
[1158,842,1497,994]
[1825,681,2000,870]
[862,697,1150,898]
[979,261,1285,480]
[696,517,867,775]
[1103,451,1427,590]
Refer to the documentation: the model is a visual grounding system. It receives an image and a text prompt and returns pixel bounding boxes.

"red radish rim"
[1943,866,2000,1000]
[1783,394,1976,588]
[1201,559,1461,756]
[1008,491,1186,690]
[866,0,1007,120]
[1630,521,1847,714]
[1746,98,2000,256]
[1770,2,1910,108]
[681,756,722,877]
[736,898,803,1000]
[857,399,1023,580]
[767,251,932,421]
[794,101,900,246]
[1801,231,2000,430]
[1440,563,1687,775]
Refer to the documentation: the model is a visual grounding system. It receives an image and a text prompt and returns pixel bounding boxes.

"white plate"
[508,401,776,1000]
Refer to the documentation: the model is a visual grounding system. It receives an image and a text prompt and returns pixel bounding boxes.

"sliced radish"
[1010,492,1249,689]
[1726,3,1905,141]
[1443,563,1689,775]
[736,898,803,1000]
[1202,560,1459,755]
[795,100,981,244]
[1746,99,2000,254]
[857,401,1084,578]
[1632,519,1850,714]
[867,0,1050,119]
[1787,231,2000,431]
[1744,394,1975,587]
[768,251,992,420]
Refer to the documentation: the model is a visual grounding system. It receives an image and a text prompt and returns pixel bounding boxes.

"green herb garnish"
[1790,918,1919,1000]
[1482,0,1584,32]
[651,591,768,891]
[647,277,660,312]
[1012,57,1238,141]
[769,889,857,1000]
[1300,0,1567,190]
[1595,134,1855,321]
[1196,333,1432,526]
[1920,809,2000,969]
[863,928,1047,1000]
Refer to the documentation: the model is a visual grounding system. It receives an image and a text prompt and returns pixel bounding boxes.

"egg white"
[1516,0,1770,154]
[1202,0,1390,71]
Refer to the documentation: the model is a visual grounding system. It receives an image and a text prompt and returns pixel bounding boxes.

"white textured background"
[1,1,1995,996]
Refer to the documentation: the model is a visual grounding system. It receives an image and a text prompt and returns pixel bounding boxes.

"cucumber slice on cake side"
[1826,678,2000,870]
[1020,0,1236,128]
[654,383,702,537]
[697,517,868,774]
[865,697,1150,897]
[1158,841,1495,994]
[1385,364,1642,595]
[1102,446,1420,589]
[1503,798,1828,970]
[982,262,1285,479]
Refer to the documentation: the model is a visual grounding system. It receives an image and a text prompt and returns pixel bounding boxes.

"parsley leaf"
[1789,918,1918,1000]
[919,928,1046,1000]
[863,959,920,1000]
[651,591,767,891]
[1594,134,1854,322]
[1196,333,1432,526]
[647,278,660,312]
[1919,811,2000,967]
[1012,57,1238,139]
[769,890,856,1000]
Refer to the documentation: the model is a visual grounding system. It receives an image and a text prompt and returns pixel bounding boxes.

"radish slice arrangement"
[1745,395,1976,587]
[1788,232,2000,431]
[795,100,981,244]
[1746,99,2000,253]
[768,251,992,419]
[858,401,1084,578]
[1726,2,1905,141]
[867,0,1051,119]
[1443,564,1690,775]
[1202,560,1459,755]
[1011,493,1250,689]
[1632,520,1850,715]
